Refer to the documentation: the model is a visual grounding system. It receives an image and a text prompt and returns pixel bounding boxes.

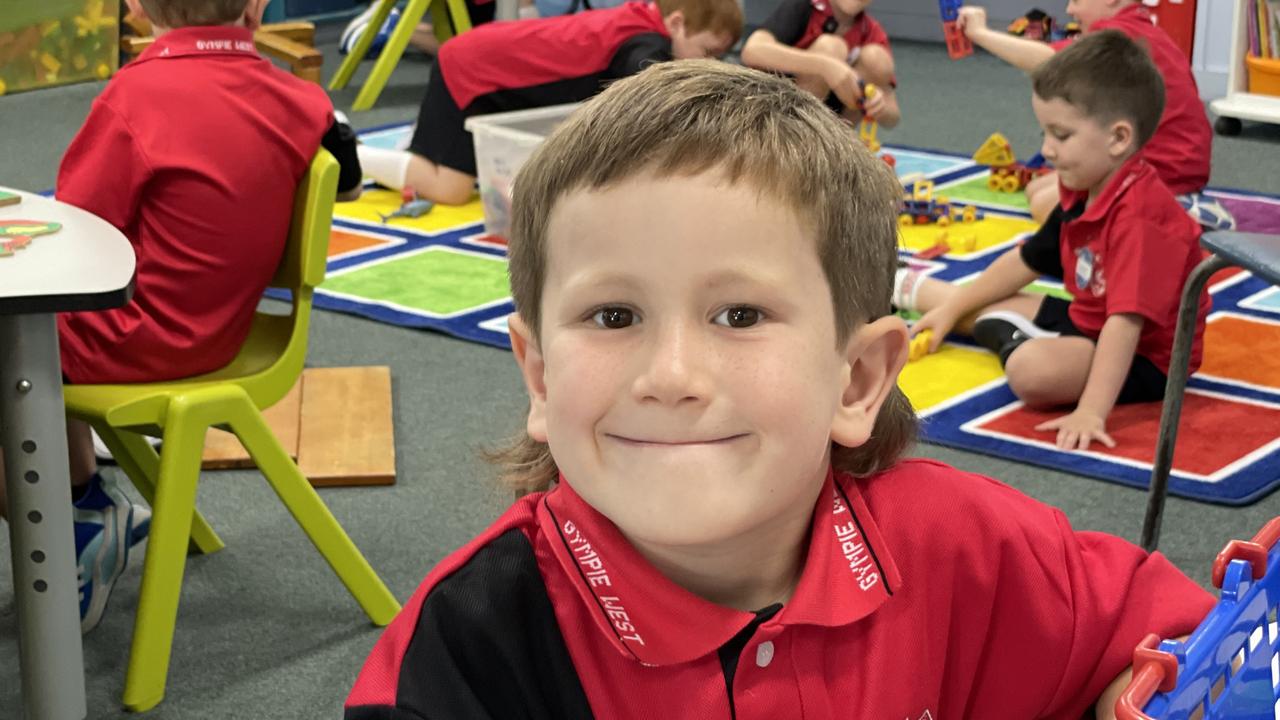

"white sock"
[357,145,411,191]
[893,267,922,312]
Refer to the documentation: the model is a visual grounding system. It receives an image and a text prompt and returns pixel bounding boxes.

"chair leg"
[91,423,224,555]
[228,403,400,626]
[1141,253,1231,553]
[121,416,208,712]
[328,0,396,91]
[351,0,434,111]
[443,0,472,34]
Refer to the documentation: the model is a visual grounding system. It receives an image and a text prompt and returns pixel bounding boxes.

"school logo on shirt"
[1074,247,1106,296]
[831,493,880,592]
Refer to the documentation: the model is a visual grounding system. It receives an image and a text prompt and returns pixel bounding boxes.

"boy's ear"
[1107,118,1136,160]
[509,313,550,443]
[830,315,909,449]
[663,9,686,37]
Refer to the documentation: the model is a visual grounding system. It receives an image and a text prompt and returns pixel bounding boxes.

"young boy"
[356,0,742,205]
[0,0,362,633]
[740,0,901,127]
[345,60,1212,718]
[906,31,1209,452]
[957,1,1222,228]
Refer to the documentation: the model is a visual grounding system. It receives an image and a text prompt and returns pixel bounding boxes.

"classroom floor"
[3,18,1280,719]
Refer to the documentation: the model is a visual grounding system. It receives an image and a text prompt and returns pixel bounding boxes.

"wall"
[1193,0,1235,100]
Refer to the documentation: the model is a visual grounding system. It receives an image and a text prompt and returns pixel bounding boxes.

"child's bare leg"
[411,23,440,54]
[405,154,476,205]
[1003,336,1096,407]
[1027,172,1060,224]
[910,274,1044,334]
[795,34,848,100]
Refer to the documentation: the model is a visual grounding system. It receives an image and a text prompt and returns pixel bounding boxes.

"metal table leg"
[1,313,87,719]
[1141,254,1231,553]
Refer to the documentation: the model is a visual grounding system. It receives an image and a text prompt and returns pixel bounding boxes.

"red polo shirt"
[346,459,1212,719]
[1052,5,1211,194]
[1024,154,1208,375]
[439,2,669,109]
[55,26,333,384]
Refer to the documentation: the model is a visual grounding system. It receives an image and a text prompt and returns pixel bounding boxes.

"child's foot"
[91,429,161,466]
[339,5,401,59]
[74,473,136,633]
[972,310,1055,364]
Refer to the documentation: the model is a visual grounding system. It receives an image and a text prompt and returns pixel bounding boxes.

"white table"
[0,188,135,720]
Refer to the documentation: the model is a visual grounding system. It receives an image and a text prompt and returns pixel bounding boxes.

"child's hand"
[910,307,956,353]
[1035,410,1116,451]
[863,88,887,119]
[957,7,989,39]
[824,60,863,110]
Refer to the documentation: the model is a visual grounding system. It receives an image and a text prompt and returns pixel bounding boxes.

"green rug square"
[939,176,1031,210]
[321,247,510,316]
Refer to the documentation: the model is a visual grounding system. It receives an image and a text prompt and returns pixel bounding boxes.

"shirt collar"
[537,467,899,666]
[1111,3,1153,26]
[135,25,259,64]
[1059,152,1151,224]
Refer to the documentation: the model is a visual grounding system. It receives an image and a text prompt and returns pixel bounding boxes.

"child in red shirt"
[346,59,1211,719]
[0,0,361,633]
[741,0,901,127]
[957,1,1228,229]
[906,31,1209,453]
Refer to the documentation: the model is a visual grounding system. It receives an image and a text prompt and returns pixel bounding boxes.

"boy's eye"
[591,307,635,329]
[713,306,762,328]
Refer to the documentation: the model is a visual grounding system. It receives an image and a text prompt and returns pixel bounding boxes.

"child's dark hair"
[140,0,249,28]
[495,60,915,494]
[1031,29,1166,148]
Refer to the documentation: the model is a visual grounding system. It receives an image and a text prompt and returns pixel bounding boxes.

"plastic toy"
[1008,10,1055,41]
[857,83,882,153]
[972,132,1051,193]
[909,330,933,361]
[939,0,973,59]
[899,180,985,226]
[0,219,61,257]
[0,191,20,207]
[915,240,950,260]
[379,189,435,223]
[954,234,977,253]
[1115,516,1280,719]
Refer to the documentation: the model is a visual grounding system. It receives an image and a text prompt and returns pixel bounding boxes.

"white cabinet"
[1194,0,1237,98]
[1206,0,1280,132]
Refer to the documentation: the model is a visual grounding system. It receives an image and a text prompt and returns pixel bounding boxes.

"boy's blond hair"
[1031,29,1165,148]
[497,60,914,494]
[656,0,744,46]
[139,0,248,27]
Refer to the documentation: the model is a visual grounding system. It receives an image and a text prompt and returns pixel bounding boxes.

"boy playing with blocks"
[906,31,1209,452]
[346,60,1209,718]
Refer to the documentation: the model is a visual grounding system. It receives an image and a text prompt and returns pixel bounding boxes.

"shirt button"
[755,641,775,668]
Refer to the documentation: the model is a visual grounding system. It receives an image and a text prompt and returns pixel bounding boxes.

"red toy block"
[943,22,973,59]
[915,240,950,260]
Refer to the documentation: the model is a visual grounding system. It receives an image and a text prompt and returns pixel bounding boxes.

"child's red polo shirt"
[346,459,1212,719]
[1024,154,1208,375]
[1053,5,1211,194]
[760,0,890,55]
[55,26,332,384]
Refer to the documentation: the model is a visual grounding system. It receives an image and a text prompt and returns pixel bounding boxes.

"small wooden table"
[0,189,135,719]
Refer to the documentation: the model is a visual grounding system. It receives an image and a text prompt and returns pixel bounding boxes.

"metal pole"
[1141,254,1230,553]
[1,312,87,719]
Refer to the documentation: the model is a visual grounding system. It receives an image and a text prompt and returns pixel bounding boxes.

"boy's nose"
[631,324,713,406]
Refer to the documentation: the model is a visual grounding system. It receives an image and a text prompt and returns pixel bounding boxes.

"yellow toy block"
[909,330,933,362]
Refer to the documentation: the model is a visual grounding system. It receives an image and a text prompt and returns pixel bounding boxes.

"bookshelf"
[1210,0,1280,134]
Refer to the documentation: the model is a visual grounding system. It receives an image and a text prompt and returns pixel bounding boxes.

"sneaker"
[74,473,134,633]
[92,428,160,465]
[339,5,400,59]
[1178,193,1237,232]
[972,310,1055,365]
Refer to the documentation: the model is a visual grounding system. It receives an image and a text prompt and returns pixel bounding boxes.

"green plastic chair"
[329,0,473,110]
[62,150,402,712]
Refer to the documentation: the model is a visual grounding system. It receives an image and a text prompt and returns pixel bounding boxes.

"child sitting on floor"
[956,1,1230,230]
[345,59,1211,719]
[906,30,1209,452]
[356,0,742,205]
[741,0,901,127]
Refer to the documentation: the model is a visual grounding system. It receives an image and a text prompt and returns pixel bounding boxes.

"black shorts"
[409,61,482,176]
[1032,296,1168,404]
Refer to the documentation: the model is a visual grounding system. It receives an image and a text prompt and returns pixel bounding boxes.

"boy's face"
[1066,0,1121,31]
[1032,93,1132,195]
[510,172,902,552]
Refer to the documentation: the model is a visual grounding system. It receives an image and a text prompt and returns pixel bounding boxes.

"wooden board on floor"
[297,366,396,486]
[201,379,303,469]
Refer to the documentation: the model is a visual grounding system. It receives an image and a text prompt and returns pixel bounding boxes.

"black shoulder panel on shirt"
[605,33,675,80]
[392,528,595,720]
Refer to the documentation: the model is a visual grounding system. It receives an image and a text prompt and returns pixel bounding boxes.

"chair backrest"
[272,148,339,293]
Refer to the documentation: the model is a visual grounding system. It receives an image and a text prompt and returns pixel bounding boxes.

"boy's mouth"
[605,433,749,447]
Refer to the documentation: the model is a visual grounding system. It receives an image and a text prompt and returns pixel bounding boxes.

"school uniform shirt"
[1052,5,1211,195]
[760,0,889,59]
[345,458,1213,719]
[55,26,333,384]
[1020,154,1209,376]
[438,1,673,110]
